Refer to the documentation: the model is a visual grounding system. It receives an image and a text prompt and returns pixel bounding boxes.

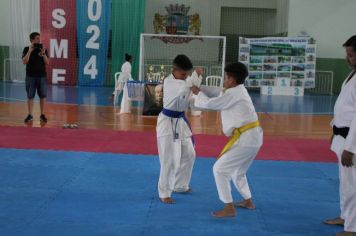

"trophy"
[147,65,154,82]
[159,65,165,82]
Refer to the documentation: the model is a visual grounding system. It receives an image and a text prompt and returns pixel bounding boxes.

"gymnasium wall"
[143,0,289,79]
[0,0,11,46]
[0,0,354,92]
[288,0,356,93]
[145,0,288,36]
[0,0,11,80]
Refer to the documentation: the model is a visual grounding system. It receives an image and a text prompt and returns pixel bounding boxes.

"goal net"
[139,34,226,84]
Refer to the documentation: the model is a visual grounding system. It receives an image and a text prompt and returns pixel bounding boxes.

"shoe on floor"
[24,114,33,123]
[40,114,48,123]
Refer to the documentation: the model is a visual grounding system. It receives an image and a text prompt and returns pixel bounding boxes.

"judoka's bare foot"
[324,217,344,226]
[211,203,236,218]
[334,231,356,236]
[174,188,192,194]
[234,199,256,210]
[160,197,175,204]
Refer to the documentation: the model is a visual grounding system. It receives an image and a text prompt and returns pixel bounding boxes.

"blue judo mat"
[0,148,341,236]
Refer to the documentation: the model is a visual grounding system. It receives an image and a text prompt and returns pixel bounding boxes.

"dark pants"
[25,76,47,99]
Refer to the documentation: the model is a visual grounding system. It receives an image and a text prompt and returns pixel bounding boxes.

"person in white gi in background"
[116,54,133,114]
[157,54,202,204]
[192,62,263,218]
[324,35,356,236]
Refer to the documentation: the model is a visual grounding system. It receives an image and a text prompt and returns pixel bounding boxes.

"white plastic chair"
[206,76,223,87]
[113,72,125,105]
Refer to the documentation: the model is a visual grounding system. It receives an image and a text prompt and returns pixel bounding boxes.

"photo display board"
[239,37,316,89]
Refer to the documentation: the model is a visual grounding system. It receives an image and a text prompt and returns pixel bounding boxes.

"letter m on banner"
[40,0,77,85]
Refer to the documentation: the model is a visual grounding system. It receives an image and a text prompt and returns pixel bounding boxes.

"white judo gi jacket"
[331,70,356,232]
[156,71,201,198]
[195,84,263,147]
[194,84,263,203]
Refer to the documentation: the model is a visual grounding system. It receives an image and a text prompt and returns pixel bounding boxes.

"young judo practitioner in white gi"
[192,62,263,217]
[116,54,133,114]
[157,54,202,204]
[325,35,356,236]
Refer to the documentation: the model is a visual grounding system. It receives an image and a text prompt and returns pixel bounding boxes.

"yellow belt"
[218,121,260,158]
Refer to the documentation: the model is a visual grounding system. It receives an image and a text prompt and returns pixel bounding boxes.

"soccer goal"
[139,33,226,84]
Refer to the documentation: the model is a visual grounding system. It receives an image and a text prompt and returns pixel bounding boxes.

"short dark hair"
[224,62,248,85]
[29,32,40,41]
[173,54,193,71]
[343,35,356,53]
[125,53,132,61]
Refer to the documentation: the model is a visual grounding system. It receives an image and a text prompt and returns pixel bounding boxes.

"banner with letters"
[76,0,111,86]
[40,0,78,85]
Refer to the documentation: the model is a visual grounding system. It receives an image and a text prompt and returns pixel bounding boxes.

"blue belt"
[162,108,184,118]
[161,108,195,145]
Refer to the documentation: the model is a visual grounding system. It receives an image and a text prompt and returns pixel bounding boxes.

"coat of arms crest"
[153,4,201,43]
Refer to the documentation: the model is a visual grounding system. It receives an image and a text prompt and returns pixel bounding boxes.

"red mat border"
[0,126,336,163]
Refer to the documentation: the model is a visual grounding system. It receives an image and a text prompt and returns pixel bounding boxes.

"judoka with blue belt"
[156,54,202,204]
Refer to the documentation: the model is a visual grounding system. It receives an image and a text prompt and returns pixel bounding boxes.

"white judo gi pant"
[332,135,356,232]
[213,135,260,204]
[157,135,195,198]
[120,83,131,114]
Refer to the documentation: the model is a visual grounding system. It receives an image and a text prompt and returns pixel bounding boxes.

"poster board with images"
[142,83,164,116]
[239,37,316,91]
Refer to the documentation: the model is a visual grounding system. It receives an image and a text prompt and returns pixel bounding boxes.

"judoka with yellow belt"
[192,62,263,218]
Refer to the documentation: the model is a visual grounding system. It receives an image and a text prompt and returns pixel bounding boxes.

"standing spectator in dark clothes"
[22,32,50,123]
